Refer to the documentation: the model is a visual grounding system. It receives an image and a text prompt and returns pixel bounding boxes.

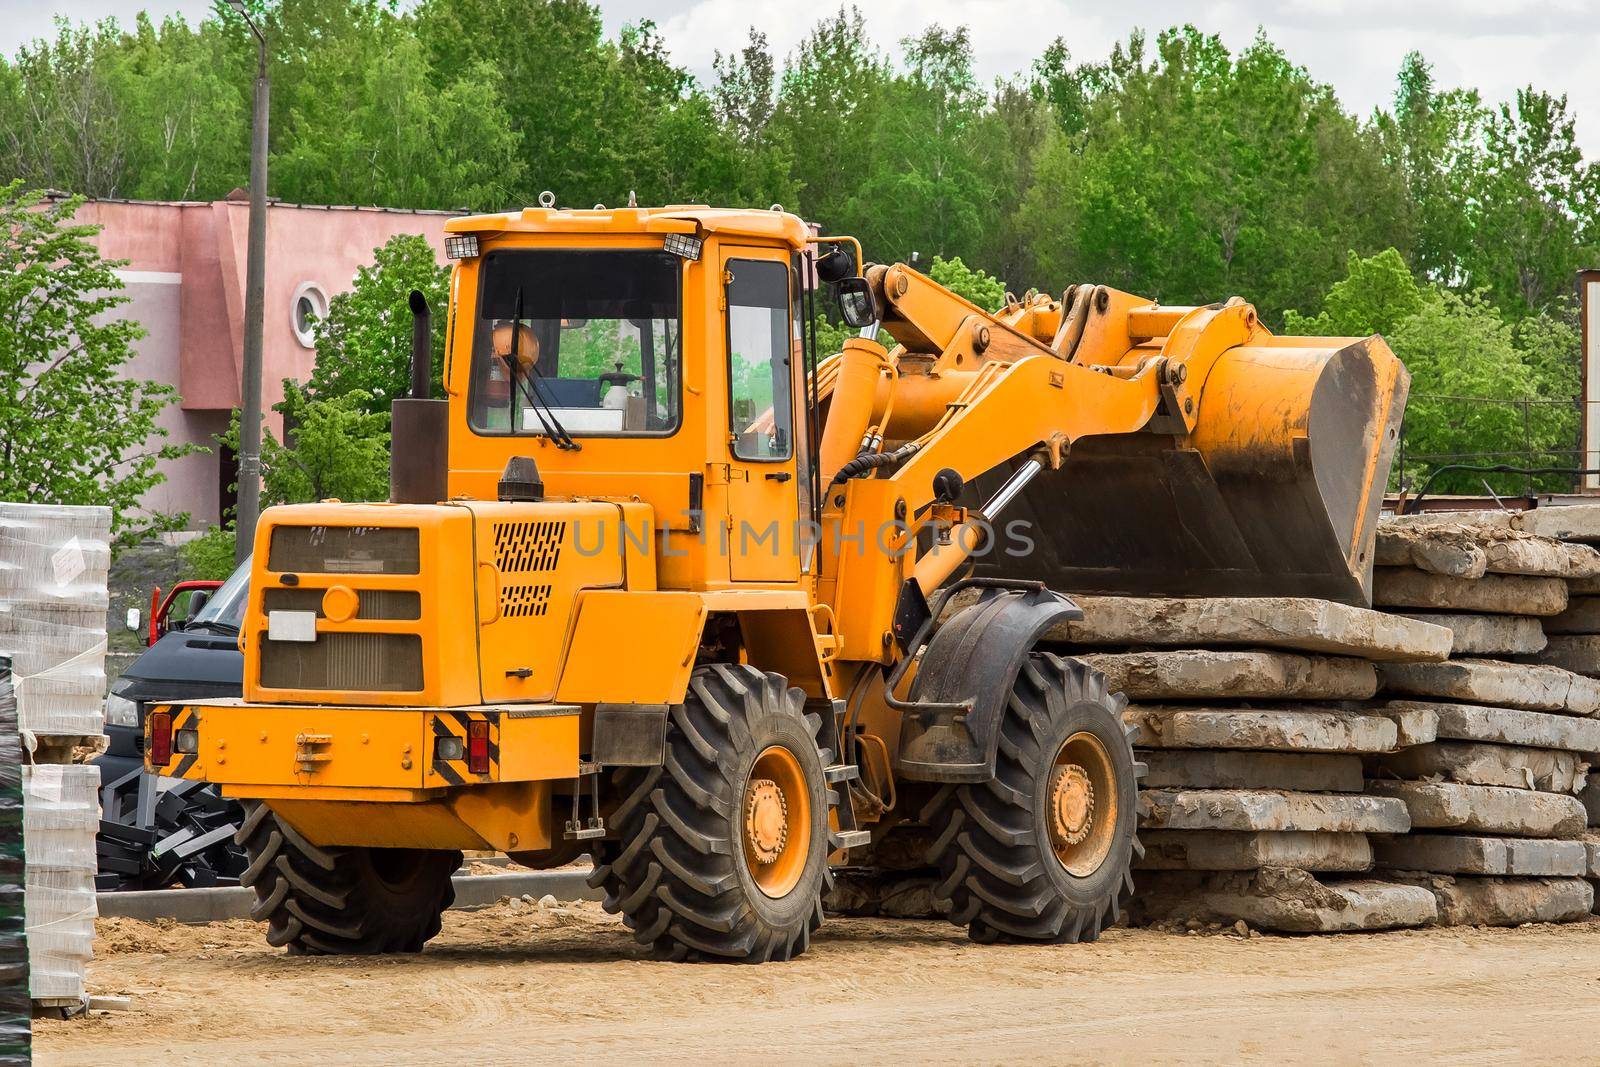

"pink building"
[66,195,451,529]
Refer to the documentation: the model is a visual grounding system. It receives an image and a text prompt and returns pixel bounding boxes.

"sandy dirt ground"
[35,902,1600,1065]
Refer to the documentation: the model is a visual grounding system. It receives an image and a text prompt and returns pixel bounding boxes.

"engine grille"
[262,587,421,620]
[268,526,420,575]
[259,633,423,692]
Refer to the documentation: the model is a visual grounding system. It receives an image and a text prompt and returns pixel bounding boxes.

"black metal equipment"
[95,770,246,891]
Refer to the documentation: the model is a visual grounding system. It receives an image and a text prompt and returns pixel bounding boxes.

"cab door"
[721,249,801,583]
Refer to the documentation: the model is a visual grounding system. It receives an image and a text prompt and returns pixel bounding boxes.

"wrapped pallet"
[0,502,112,743]
[0,661,29,1061]
[21,764,98,1005]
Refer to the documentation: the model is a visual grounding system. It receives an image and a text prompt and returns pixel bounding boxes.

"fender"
[895,584,1081,783]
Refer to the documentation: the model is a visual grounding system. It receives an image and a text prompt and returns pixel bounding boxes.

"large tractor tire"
[923,654,1143,944]
[235,801,462,955]
[589,664,836,962]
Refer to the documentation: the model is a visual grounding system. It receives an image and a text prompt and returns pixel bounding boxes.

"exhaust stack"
[389,289,450,505]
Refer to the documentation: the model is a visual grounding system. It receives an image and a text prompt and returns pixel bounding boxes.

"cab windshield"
[469,249,682,437]
[190,556,251,631]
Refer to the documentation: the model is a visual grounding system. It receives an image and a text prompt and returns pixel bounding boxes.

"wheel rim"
[741,745,812,898]
[1047,731,1117,878]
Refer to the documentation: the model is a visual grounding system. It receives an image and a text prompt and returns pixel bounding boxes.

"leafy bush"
[179,526,237,581]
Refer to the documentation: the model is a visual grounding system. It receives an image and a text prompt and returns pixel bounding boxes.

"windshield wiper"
[505,289,580,451]
[186,620,239,636]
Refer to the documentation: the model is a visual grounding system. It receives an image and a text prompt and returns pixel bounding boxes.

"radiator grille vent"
[259,633,423,692]
[501,583,553,618]
[494,521,565,574]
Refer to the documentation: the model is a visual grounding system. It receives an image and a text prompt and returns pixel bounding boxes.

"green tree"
[305,234,450,413]
[1283,248,1427,337]
[1462,88,1598,316]
[262,1,523,210]
[226,383,391,507]
[110,13,247,201]
[928,255,1006,311]
[0,20,129,197]
[1022,28,1410,323]
[0,184,192,545]
[849,25,986,263]
[1379,52,1482,286]
[771,7,890,234]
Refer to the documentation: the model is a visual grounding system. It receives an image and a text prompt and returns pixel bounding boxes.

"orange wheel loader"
[146,202,1406,961]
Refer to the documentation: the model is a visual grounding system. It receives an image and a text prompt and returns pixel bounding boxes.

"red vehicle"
[145,580,224,645]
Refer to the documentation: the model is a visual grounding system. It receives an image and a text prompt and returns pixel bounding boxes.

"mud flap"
[896,586,1080,783]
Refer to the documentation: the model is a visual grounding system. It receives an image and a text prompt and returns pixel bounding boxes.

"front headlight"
[104,691,139,729]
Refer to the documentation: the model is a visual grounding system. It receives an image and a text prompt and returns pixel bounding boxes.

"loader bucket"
[970,335,1408,607]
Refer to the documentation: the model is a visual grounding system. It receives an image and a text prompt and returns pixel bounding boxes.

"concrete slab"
[1368,741,1590,793]
[1580,831,1600,877]
[1139,750,1365,792]
[1130,867,1437,932]
[1393,613,1547,656]
[1376,522,1600,579]
[1367,703,1440,748]
[1580,773,1600,827]
[1524,634,1600,677]
[1365,780,1588,837]
[1372,834,1588,876]
[1378,659,1600,716]
[1125,706,1398,754]
[1082,651,1377,701]
[1382,700,1600,753]
[1138,789,1410,833]
[1135,831,1373,872]
[1517,504,1600,543]
[1042,596,1450,662]
[96,868,601,924]
[1543,597,1600,635]
[1372,569,1568,617]
[1401,874,1594,927]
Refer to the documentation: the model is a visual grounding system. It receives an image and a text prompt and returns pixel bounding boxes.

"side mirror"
[125,607,141,634]
[186,589,211,620]
[834,276,878,329]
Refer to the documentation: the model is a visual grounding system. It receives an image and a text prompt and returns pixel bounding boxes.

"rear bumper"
[146,698,580,792]
[145,699,582,852]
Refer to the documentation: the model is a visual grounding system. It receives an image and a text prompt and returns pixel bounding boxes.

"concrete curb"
[97,868,600,924]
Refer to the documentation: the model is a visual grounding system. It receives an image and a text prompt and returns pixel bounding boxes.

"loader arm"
[818,262,1408,665]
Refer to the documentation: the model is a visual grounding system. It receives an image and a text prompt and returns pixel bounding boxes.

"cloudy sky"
[3,0,1597,153]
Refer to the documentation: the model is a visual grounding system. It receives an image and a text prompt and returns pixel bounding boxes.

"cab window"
[726,260,792,461]
[469,249,682,437]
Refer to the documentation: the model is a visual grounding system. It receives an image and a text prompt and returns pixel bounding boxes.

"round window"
[290,282,329,349]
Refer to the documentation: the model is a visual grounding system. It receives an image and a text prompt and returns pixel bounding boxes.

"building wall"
[72,198,452,530]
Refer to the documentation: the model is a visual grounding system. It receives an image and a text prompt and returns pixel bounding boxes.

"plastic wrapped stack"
[0,502,109,1008]
[0,662,28,1061]
[1362,512,1600,925]
[19,765,99,1002]
[0,503,113,746]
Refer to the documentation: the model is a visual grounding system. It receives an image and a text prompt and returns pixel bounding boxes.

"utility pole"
[232,0,268,564]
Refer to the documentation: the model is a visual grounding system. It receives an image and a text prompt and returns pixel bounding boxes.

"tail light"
[148,710,173,767]
[468,719,490,775]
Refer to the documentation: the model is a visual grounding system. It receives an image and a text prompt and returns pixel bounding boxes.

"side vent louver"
[494,521,565,573]
[493,521,566,619]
